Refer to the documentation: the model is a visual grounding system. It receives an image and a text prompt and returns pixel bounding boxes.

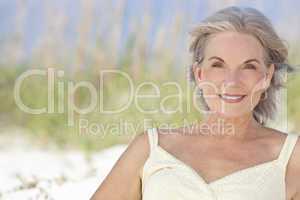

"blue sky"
[0,0,299,55]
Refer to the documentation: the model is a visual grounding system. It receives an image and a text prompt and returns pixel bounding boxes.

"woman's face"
[193,31,274,118]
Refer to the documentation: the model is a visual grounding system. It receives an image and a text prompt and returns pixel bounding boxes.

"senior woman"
[91,6,300,200]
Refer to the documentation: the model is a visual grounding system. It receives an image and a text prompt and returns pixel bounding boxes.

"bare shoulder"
[259,127,295,148]
[287,131,300,198]
[90,131,150,200]
[263,127,300,199]
[127,131,152,177]
[261,126,289,139]
[110,130,150,174]
[262,127,299,158]
[289,131,300,168]
[267,127,300,199]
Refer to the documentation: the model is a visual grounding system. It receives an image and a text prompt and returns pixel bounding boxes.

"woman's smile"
[218,93,247,103]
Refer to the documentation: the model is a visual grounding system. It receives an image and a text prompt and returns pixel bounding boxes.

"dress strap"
[278,133,299,167]
[147,127,158,154]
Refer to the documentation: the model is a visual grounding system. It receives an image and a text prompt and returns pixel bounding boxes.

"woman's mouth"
[218,93,247,103]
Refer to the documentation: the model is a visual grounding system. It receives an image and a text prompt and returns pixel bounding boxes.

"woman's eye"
[244,64,256,70]
[211,63,223,68]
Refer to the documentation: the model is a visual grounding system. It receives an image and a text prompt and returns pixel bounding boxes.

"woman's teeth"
[218,94,246,102]
[220,94,244,100]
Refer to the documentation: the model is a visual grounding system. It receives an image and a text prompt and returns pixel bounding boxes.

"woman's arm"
[289,139,300,200]
[90,131,150,200]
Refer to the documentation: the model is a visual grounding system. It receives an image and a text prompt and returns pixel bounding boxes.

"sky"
[0,0,299,56]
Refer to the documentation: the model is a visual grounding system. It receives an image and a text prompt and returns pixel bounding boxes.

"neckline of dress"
[153,128,290,186]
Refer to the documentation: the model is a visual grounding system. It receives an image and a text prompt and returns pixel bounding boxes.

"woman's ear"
[192,62,202,82]
[252,63,275,93]
[264,63,275,89]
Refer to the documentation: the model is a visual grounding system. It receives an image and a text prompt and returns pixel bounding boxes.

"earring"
[261,90,268,100]
[198,89,203,96]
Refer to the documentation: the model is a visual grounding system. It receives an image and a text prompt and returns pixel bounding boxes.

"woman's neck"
[200,112,263,140]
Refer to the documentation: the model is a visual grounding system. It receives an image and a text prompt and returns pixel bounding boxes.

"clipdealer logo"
[13,68,204,127]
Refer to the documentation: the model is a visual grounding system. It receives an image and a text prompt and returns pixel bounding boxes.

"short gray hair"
[188,6,295,125]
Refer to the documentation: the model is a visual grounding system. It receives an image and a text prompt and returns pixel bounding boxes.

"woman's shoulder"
[263,127,300,197]
[262,127,299,141]
[265,127,300,163]
[278,129,300,196]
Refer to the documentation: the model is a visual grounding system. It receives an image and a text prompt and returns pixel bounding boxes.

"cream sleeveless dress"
[141,127,299,200]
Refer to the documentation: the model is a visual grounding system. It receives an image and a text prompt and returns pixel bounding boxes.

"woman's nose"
[224,70,240,83]
[222,70,240,88]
